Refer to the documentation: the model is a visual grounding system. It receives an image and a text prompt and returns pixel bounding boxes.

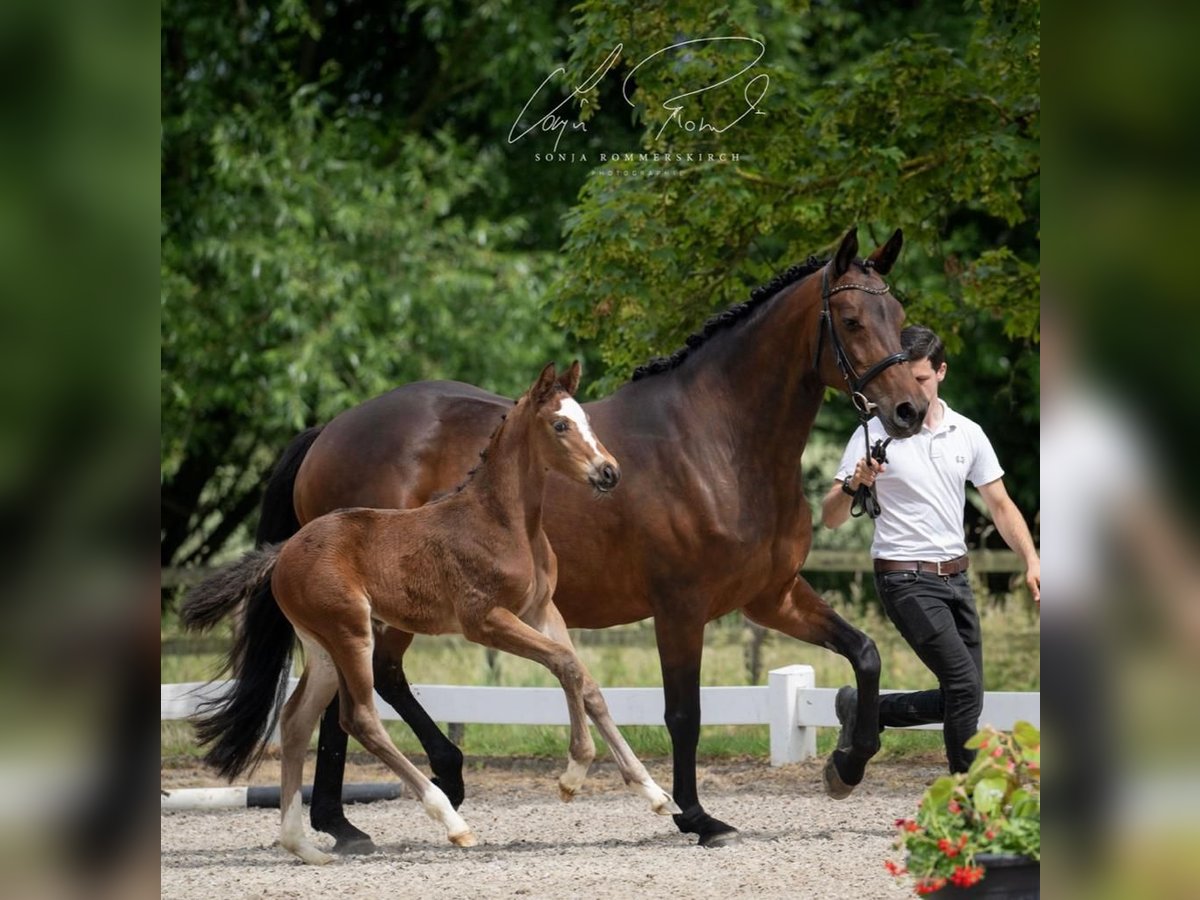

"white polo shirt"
[835,399,1004,561]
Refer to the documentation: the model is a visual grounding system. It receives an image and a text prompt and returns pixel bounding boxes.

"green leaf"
[922,776,956,810]
[1013,721,1040,750]
[973,776,1007,815]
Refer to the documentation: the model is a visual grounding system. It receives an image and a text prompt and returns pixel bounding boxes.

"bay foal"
[183,362,678,864]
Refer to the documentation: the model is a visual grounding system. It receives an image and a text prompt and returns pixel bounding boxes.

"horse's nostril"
[895,402,918,426]
[601,464,620,487]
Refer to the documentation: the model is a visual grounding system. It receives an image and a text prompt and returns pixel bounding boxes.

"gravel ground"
[161,755,941,899]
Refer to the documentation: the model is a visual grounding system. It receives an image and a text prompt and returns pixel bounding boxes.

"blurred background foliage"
[161,0,1039,569]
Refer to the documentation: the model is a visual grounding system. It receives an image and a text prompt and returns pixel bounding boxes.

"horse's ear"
[531,362,558,404]
[557,359,582,396]
[832,227,858,278]
[867,228,903,275]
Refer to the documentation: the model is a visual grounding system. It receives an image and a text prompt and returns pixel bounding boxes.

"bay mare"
[241,228,927,850]
[182,363,680,863]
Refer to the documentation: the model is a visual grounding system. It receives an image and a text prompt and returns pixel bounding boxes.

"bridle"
[813,265,909,423]
[813,264,909,518]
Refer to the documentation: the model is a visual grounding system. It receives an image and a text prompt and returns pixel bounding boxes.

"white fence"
[161,665,1039,766]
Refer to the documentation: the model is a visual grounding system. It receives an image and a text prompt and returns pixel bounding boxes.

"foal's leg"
[469,606,676,815]
[279,636,340,865]
[537,603,680,813]
[329,634,476,848]
[744,576,882,796]
[654,611,741,847]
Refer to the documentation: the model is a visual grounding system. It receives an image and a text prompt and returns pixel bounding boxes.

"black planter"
[929,854,1039,898]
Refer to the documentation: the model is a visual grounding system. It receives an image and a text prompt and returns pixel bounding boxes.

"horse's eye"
[843,317,861,331]
[553,420,569,433]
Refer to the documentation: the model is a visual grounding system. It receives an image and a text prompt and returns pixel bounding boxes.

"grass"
[161,590,1039,765]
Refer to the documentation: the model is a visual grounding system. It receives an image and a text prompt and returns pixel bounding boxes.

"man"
[821,325,1040,773]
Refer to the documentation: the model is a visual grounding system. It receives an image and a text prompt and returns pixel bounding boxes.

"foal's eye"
[553,420,569,433]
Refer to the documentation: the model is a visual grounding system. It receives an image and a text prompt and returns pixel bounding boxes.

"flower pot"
[928,854,1039,898]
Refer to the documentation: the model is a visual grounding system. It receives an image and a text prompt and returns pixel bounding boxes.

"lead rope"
[849,430,892,519]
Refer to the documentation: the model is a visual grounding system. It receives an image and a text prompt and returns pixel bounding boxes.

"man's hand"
[1025,557,1041,606]
[847,456,885,490]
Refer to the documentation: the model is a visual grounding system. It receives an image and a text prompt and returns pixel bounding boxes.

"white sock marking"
[423,786,471,839]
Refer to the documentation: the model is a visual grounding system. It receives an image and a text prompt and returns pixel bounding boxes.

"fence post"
[768,664,815,766]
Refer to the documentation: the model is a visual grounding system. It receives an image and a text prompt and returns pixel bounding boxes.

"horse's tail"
[256,425,322,545]
[183,545,292,779]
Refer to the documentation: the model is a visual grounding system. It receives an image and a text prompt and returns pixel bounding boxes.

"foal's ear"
[832,226,859,278]
[557,359,582,396]
[867,228,903,275]
[531,362,558,404]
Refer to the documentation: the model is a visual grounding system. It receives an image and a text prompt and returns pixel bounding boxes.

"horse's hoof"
[698,827,742,849]
[449,830,477,848]
[431,775,466,810]
[332,834,378,855]
[558,782,577,803]
[823,756,856,800]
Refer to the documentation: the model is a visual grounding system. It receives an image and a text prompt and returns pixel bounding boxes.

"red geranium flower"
[949,865,985,887]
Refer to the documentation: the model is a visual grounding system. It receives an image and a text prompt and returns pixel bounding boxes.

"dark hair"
[901,325,945,369]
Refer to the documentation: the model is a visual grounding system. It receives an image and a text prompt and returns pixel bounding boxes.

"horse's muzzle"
[589,462,621,492]
[891,401,922,433]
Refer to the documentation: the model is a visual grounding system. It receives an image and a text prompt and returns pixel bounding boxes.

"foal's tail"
[182,545,292,779]
[179,426,322,780]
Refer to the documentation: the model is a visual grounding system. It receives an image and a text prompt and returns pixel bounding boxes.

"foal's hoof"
[823,755,856,800]
[287,843,339,865]
[449,829,477,848]
[558,782,578,803]
[332,833,378,855]
[652,794,683,816]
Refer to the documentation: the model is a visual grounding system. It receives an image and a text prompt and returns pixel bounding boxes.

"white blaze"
[556,397,602,457]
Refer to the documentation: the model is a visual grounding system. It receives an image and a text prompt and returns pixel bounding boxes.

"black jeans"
[875,570,983,773]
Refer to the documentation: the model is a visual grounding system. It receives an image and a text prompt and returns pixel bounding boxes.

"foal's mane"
[630,255,827,381]
[448,386,563,496]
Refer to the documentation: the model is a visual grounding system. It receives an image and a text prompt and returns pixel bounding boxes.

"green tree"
[552,0,1039,514]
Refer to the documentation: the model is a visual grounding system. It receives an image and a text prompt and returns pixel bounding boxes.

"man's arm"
[977,478,1041,604]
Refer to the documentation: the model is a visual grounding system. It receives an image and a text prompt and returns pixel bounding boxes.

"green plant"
[887,721,1040,895]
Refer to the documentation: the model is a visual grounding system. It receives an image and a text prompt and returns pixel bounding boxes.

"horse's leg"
[372,627,465,807]
[329,630,475,848]
[744,576,882,796]
[279,637,340,865]
[310,695,376,854]
[537,603,679,814]
[653,613,741,847]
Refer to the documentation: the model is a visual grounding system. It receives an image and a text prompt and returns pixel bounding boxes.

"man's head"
[902,325,947,408]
